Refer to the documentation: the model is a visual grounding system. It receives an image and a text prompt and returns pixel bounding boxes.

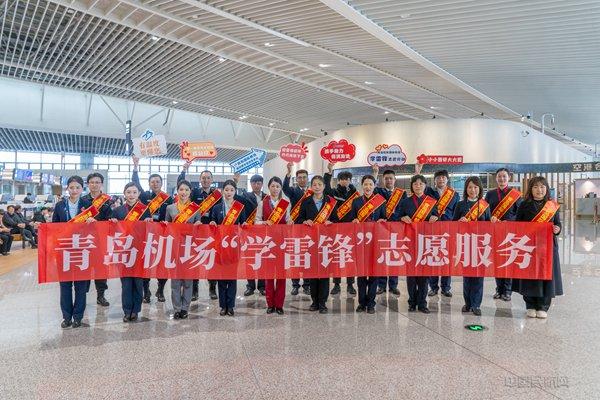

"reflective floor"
[0,218,599,400]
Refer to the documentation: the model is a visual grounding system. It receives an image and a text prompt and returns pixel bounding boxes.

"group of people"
[51,157,563,328]
[0,204,50,255]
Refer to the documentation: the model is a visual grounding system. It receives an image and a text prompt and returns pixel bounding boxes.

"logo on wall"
[417,154,463,165]
[320,139,356,163]
[180,141,218,162]
[279,142,308,163]
[367,144,407,167]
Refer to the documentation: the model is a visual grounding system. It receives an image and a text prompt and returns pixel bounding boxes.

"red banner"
[38,221,553,283]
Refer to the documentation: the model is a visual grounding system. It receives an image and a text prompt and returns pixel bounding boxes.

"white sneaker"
[526,309,537,318]
[536,310,548,319]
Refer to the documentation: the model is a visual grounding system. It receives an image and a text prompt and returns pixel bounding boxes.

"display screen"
[13,169,33,182]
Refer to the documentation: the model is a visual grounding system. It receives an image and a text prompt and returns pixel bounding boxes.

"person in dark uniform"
[0,214,13,256]
[52,176,94,328]
[166,180,203,320]
[132,156,175,303]
[512,176,563,319]
[110,182,145,322]
[283,162,311,296]
[392,174,439,314]
[83,173,112,307]
[297,175,337,314]
[485,167,522,302]
[350,175,387,314]
[425,170,459,298]
[209,179,247,317]
[453,176,492,316]
[372,165,407,295]
[237,173,267,297]
[3,205,37,248]
[324,162,358,296]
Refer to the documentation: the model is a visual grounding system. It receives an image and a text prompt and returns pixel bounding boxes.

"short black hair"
[250,174,263,183]
[86,172,104,183]
[222,179,237,190]
[296,169,308,177]
[148,174,163,183]
[67,175,84,187]
[382,169,396,177]
[434,170,449,179]
[338,171,352,181]
[200,170,213,177]
[410,174,427,192]
[496,167,511,175]
[123,182,139,193]
[310,175,324,185]
[177,180,193,191]
[463,176,484,200]
[361,174,376,185]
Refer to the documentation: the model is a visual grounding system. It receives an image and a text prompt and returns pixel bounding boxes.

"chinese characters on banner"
[367,144,407,167]
[417,154,464,165]
[38,221,553,283]
[279,142,308,163]
[132,129,168,158]
[320,139,356,163]
[180,141,218,162]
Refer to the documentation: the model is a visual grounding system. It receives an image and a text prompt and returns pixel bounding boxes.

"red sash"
[147,192,170,216]
[91,193,111,210]
[357,194,386,222]
[267,198,290,224]
[245,208,257,226]
[173,202,201,224]
[198,190,223,215]
[385,188,405,219]
[435,187,455,216]
[313,197,337,224]
[124,202,148,222]
[69,206,99,223]
[492,188,521,219]
[290,189,314,222]
[532,200,560,222]
[222,200,245,225]
[464,199,490,221]
[411,195,437,222]
[336,191,360,220]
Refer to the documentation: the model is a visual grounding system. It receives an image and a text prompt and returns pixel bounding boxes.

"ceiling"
[0,0,597,158]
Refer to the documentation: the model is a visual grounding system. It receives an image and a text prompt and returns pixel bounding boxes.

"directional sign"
[229,148,267,174]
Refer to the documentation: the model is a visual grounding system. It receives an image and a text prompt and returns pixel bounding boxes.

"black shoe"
[319,307,328,314]
[259,289,266,296]
[61,319,72,328]
[244,288,254,297]
[472,308,482,316]
[1,252,8,256]
[97,296,109,307]
[209,289,218,300]
[72,319,82,328]
[266,307,275,314]
[276,308,284,315]
[441,291,452,298]
[173,311,181,319]
[408,305,417,312]
[31,243,38,249]
[347,285,357,295]
[330,284,341,295]
[462,305,470,313]
[291,287,299,296]
[157,292,166,302]
[419,307,430,314]
[376,287,385,295]
[129,313,138,321]
[493,292,502,299]
[390,288,401,296]
[367,307,375,314]
[219,308,227,316]
[142,294,151,304]
[501,294,511,302]
[309,304,319,311]
[427,289,438,297]
[191,291,199,302]
[355,305,366,312]
[123,315,130,323]
[303,287,311,295]
[179,310,188,319]
[226,309,234,317]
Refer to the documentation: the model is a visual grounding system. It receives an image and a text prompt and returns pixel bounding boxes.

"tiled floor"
[0,218,598,400]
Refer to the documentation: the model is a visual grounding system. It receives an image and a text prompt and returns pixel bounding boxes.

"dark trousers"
[209,280,217,291]
[11,227,35,243]
[357,277,378,308]
[333,277,355,285]
[143,278,167,295]
[309,278,329,309]
[121,277,143,316]
[95,280,108,296]
[218,280,236,309]
[429,276,451,292]
[292,279,310,289]
[0,233,13,253]
[378,276,398,290]
[463,277,484,310]
[246,279,265,291]
[60,280,89,321]
[495,278,512,296]
[407,276,428,308]
[524,296,552,311]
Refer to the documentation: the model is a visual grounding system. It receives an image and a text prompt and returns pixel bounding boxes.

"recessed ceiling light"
[151,36,160,42]
[264,42,274,47]
[218,57,226,62]
[172,101,178,105]
[269,123,274,126]
[66,9,75,14]
[364,81,374,85]
[208,109,214,112]
[239,115,247,120]
[318,63,331,68]
[430,106,440,110]
[384,111,390,114]
[400,13,411,19]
